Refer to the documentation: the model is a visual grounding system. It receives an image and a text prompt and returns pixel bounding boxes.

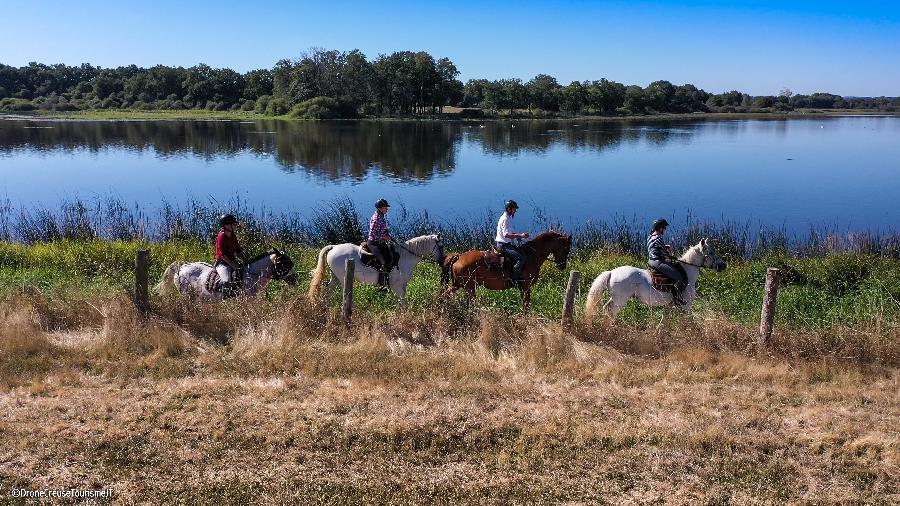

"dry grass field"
[1,295,897,505]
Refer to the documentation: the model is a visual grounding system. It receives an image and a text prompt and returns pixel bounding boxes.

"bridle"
[676,250,719,269]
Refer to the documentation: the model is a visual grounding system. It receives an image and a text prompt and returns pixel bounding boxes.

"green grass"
[3,240,900,331]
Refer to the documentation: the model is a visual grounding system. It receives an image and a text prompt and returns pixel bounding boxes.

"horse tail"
[307,245,334,301]
[440,253,460,289]
[584,270,612,319]
[154,261,184,295]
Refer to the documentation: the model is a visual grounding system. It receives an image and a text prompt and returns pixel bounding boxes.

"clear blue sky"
[2,0,898,96]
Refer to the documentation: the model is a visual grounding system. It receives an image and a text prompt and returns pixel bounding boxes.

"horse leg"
[520,286,532,313]
[393,279,408,308]
[655,307,666,334]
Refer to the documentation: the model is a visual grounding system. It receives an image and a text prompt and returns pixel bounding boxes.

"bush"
[289,96,356,119]
[241,100,256,111]
[265,97,290,116]
[0,98,36,111]
[458,108,484,119]
[254,95,271,113]
[289,96,338,119]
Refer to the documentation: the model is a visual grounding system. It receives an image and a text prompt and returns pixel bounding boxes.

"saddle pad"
[359,245,399,271]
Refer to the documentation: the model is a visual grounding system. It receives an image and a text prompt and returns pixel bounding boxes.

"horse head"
[530,231,573,270]
[699,238,727,272]
[551,233,573,270]
[271,248,298,285]
[434,232,446,264]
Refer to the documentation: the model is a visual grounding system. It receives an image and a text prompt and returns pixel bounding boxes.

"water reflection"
[0,118,711,181]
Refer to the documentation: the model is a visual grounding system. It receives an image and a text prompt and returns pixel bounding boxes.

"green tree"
[525,74,561,112]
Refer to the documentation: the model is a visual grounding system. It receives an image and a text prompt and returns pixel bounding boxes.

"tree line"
[1,48,898,117]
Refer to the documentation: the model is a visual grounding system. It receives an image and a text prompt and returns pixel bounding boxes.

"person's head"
[652,218,669,235]
[504,199,519,216]
[375,199,390,214]
[219,213,238,232]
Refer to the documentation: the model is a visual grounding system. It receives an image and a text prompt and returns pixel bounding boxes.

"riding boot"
[377,270,390,290]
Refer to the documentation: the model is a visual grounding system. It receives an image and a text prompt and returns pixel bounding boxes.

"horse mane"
[528,231,566,243]
[403,234,437,257]
[244,250,275,265]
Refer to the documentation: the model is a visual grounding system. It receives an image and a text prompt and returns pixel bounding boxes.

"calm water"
[1,116,898,232]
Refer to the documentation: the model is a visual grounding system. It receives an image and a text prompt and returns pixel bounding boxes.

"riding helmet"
[504,200,519,210]
[219,214,238,227]
[652,218,669,231]
[375,199,390,209]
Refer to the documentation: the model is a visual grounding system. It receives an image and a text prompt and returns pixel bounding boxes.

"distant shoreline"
[1,108,896,122]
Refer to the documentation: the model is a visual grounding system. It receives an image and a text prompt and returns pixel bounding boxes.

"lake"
[1,115,898,233]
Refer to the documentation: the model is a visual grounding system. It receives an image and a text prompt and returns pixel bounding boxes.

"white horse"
[584,239,727,319]
[307,234,445,305]
[155,249,298,302]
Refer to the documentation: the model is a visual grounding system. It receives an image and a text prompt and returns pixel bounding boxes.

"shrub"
[241,100,256,111]
[289,96,339,119]
[0,98,36,111]
[265,97,290,116]
[254,95,270,113]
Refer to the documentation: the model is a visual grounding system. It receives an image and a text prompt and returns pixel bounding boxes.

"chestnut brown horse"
[441,231,572,311]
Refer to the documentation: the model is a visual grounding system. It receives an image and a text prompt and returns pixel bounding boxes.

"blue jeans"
[496,241,525,281]
[649,259,686,292]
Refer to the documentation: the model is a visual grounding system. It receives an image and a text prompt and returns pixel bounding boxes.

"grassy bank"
[2,238,900,364]
[4,108,895,122]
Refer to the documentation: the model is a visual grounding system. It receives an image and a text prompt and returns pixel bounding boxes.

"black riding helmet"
[505,200,519,210]
[652,218,669,231]
[375,199,390,209]
[219,214,238,227]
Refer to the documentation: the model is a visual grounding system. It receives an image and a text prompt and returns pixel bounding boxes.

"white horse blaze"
[584,239,726,319]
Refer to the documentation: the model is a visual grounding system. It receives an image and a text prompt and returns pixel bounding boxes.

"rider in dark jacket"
[648,218,687,305]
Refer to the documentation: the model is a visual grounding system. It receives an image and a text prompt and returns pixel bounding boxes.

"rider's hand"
[522,232,530,239]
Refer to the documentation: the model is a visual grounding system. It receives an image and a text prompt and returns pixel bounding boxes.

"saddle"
[206,266,244,295]
[483,248,506,270]
[359,242,400,272]
[648,264,685,294]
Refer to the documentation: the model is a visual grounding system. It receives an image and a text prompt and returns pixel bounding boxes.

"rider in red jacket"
[215,214,243,288]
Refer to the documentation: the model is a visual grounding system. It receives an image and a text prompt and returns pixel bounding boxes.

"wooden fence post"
[759,268,781,346]
[134,249,150,316]
[342,257,355,325]
[561,270,581,327]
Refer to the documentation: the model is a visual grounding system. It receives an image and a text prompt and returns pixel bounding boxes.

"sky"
[1,0,898,96]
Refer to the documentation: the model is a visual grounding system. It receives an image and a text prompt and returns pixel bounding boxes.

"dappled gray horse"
[155,249,297,302]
